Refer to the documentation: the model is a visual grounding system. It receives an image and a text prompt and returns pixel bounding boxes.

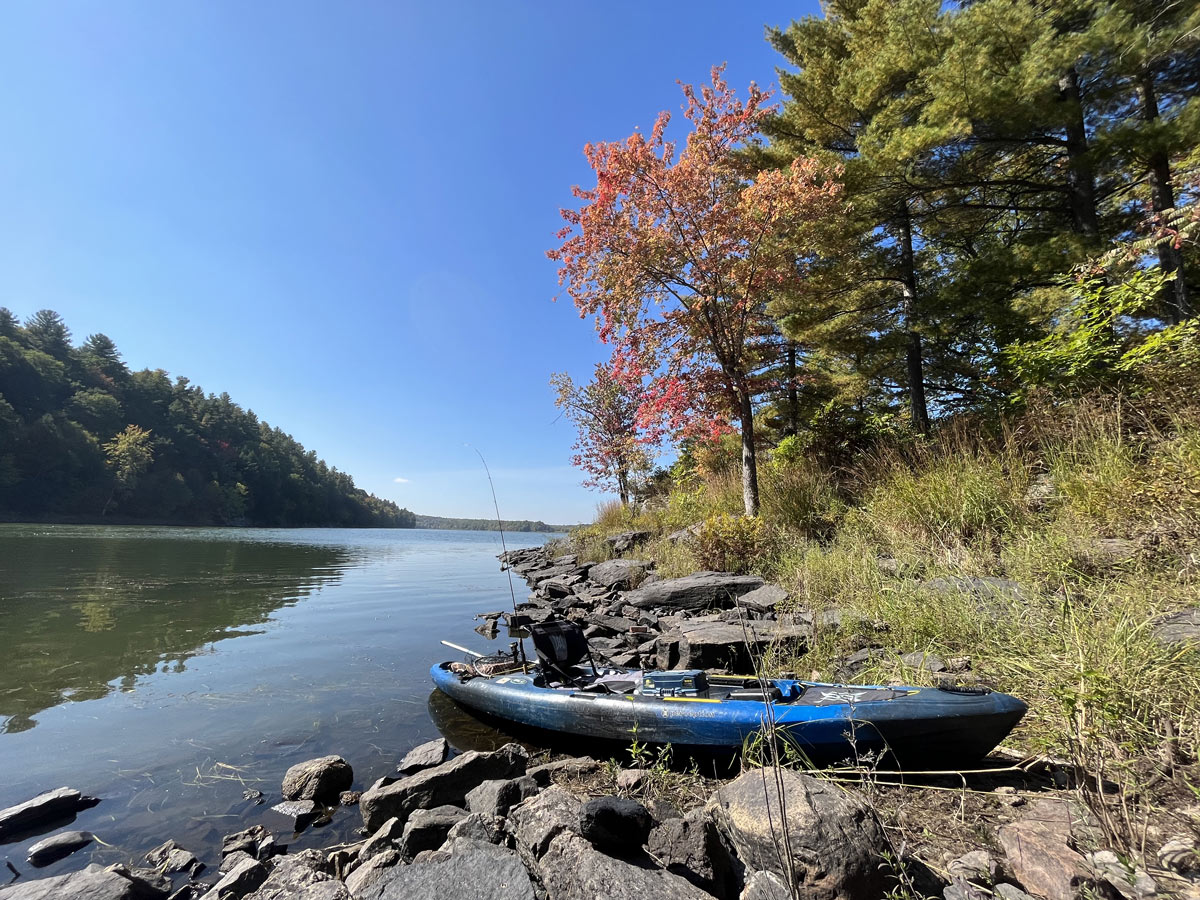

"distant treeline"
[414,514,570,533]
[0,309,415,528]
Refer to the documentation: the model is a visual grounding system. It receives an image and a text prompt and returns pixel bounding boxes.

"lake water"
[0,524,559,878]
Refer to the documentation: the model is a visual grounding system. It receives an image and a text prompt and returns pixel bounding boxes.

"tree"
[102,424,155,515]
[552,363,652,504]
[549,66,844,515]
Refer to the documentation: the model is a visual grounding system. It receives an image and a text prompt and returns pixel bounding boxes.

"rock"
[339,791,360,806]
[201,856,267,900]
[738,584,789,614]
[0,787,97,839]
[221,851,256,874]
[616,768,650,792]
[342,849,401,897]
[1086,850,1157,899]
[707,767,886,899]
[221,825,270,859]
[997,818,1092,900]
[741,870,793,900]
[359,816,405,863]
[244,853,347,900]
[0,863,169,900]
[948,849,995,884]
[26,829,94,866]
[588,559,653,590]
[360,743,528,832]
[526,756,601,786]
[578,796,653,854]
[944,880,989,900]
[1152,608,1200,646]
[605,530,651,554]
[281,756,353,804]
[1025,473,1056,509]
[446,812,509,845]
[353,838,536,900]
[665,616,810,671]
[647,808,729,896]
[993,886,1037,900]
[835,647,887,681]
[900,651,947,673]
[397,739,451,775]
[626,572,765,611]
[241,789,264,804]
[397,805,469,859]
[509,785,581,859]
[536,830,712,900]
[667,524,702,545]
[1157,837,1199,875]
[266,799,319,832]
[466,776,538,818]
[146,840,204,877]
[585,613,638,634]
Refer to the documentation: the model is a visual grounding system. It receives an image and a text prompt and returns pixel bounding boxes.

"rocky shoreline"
[1,540,1192,900]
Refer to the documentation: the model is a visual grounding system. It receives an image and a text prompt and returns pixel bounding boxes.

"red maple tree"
[549,65,844,515]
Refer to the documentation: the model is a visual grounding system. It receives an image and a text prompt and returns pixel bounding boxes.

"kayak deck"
[430,661,1027,765]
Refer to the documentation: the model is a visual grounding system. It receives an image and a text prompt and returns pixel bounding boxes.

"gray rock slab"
[361,743,528,832]
[0,787,95,839]
[738,584,789,613]
[605,531,651,554]
[354,838,536,900]
[525,757,601,787]
[587,559,653,590]
[509,785,581,859]
[244,853,347,900]
[536,830,712,900]
[397,738,450,775]
[466,776,538,818]
[342,849,401,897]
[0,864,168,900]
[265,799,319,832]
[625,572,765,611]
[397,805,469,859]
[26,829,93,866]
[202,857,267,899]
[1153,608,1200,646]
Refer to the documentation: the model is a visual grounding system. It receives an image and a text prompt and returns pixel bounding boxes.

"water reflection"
[0,528,351,733]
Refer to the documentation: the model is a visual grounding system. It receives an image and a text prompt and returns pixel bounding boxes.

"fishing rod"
[474,448,527,667]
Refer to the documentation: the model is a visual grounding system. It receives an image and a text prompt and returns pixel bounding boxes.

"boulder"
[266,799,319,832]
[352,838,536,900]
[535,830,713,900]
[397,739,451,775]
[0,864,168,900]
[997,818,1092,900]
[359,816,405,863]
[0,787,97,839]
[221,825,270,860]
[145,839,204,877]
[738,584,789,614]
[741,870,794,900]
[281,755,353,803]
[578,796,653,854]
[947,849,995,885]
[446,812,509,846]
[1085,850,1156,900]
[360,743,528,832]
[587,559,653,590]
[342,849,401,897]
[659,616,811,671]
[900,651,947,673]
[244,853,347,900]
[647,807,731,896]
[526,756,601,787]
[466,776,538,818]
[707,767,886,899]
[835,647,887,681]
[605,531,651,554]
[397,805,469,859]
[201,856,267,899]
[626,572,765,611]
[1152,608,1200,646]
[26,829,94,866]
[509,785,581,859]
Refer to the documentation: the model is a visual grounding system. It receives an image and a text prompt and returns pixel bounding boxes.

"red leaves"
[548,67,845,449]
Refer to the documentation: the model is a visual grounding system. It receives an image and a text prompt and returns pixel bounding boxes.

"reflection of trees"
[0,531,352,733]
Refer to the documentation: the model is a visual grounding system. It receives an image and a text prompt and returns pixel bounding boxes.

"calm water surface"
[0,524,556,877]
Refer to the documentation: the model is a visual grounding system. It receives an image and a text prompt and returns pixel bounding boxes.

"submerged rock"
[0,787,98,839]
[281,756,353,804]
[26,829,94,866]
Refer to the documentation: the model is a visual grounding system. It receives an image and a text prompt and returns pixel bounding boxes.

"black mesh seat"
[528,620,597,685]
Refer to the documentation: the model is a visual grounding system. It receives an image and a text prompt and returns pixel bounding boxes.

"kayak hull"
[430,663,1026,766]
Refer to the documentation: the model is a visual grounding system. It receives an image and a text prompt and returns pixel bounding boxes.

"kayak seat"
[529,620,598,686]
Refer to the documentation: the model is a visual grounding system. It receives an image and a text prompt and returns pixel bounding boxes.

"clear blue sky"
[0,0,817,525]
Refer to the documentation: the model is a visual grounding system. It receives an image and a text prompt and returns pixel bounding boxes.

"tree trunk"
[784,340,799,438]
[898,204,930,434]
[617,470,630,506]
[1138,69,1192,323]
[1059,67,1101,241]
[737,391,760,517]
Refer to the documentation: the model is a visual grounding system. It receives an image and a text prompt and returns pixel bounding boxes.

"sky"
[0,0,819,525]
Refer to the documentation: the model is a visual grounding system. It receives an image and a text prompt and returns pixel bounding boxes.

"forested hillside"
[0,310,415,527]
[413,514,570,532]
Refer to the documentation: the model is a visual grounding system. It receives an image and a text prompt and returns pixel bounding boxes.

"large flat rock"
[657,616,811,670]
[0,864,168,900]
[625,572,765,611]
[0,787,95,840]
[355,838,537,900]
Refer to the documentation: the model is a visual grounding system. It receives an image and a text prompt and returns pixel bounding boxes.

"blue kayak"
[430,661,1027,765]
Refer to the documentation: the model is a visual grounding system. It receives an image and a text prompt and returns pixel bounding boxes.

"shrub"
[693,514,771,574]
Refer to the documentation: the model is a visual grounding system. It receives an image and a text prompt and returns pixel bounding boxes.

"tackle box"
[639,670,708,697]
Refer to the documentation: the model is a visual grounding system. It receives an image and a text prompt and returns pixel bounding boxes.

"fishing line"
[473,447,526,665]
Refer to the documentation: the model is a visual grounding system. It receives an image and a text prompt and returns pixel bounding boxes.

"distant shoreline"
[0,513,573,532]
